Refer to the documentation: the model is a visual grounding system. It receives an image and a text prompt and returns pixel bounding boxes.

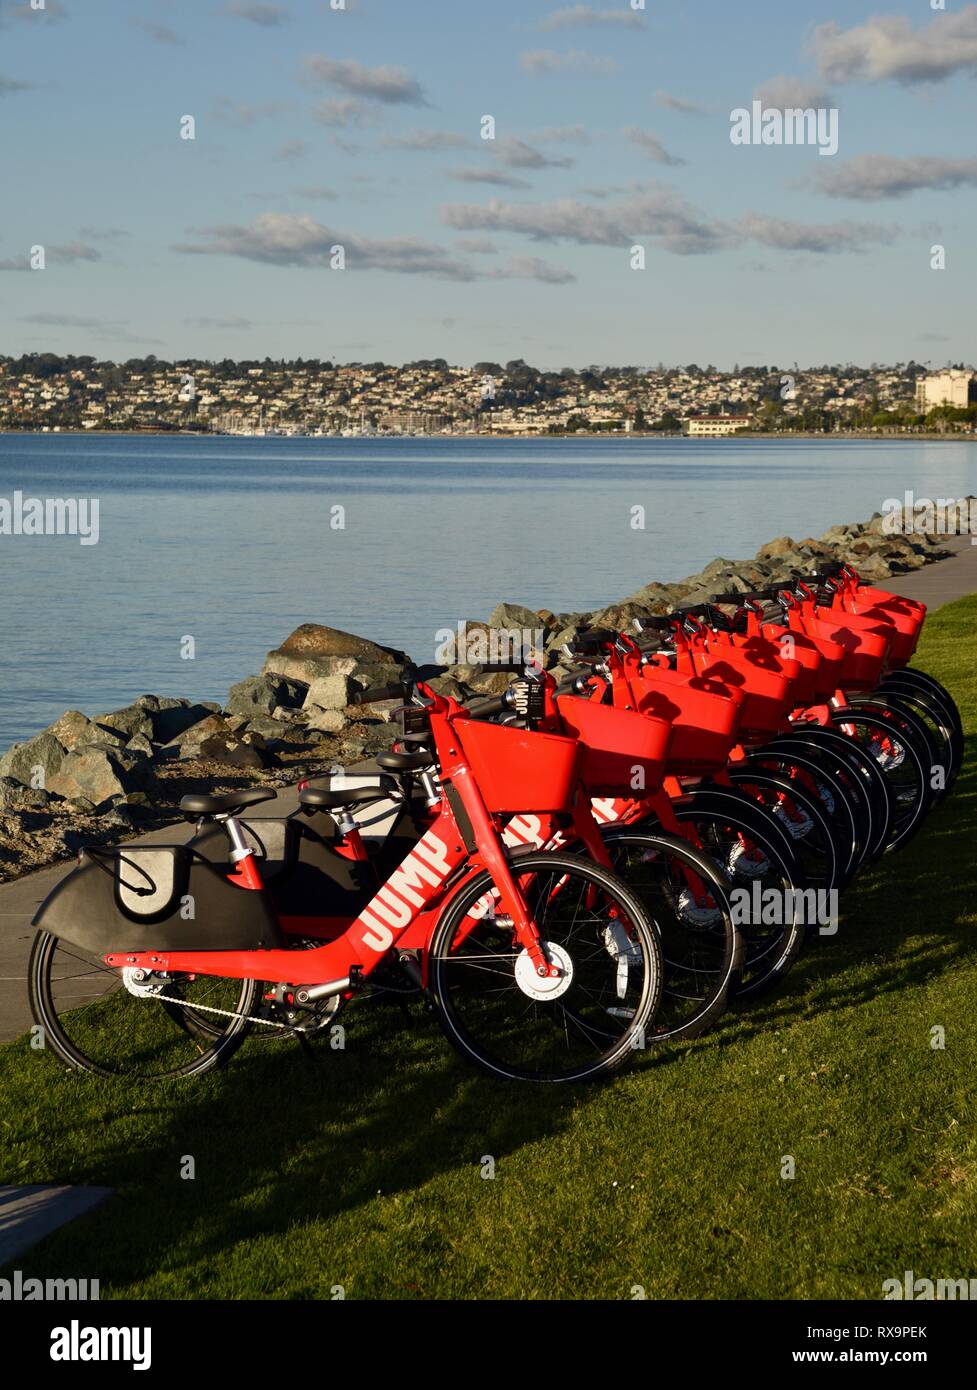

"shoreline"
[0,503,973,888]
[2,428,977,442]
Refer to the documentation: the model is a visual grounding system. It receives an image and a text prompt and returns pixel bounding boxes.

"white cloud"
[493,255,575,284]
[655,90,707,115]
[814,155,977,201]
[224,2,290,26]
[520,49,618,76]
[304,55,428,105]
[624,127,684,166]
[312,98,369,128]
[448,168,532,190]
[129,18,183,45]
[174,212,479,280]
[495,137,574,170]
[383,130,473,152]
[754,76,833,110]
[443,189,728,255]
[737,212,897,253]
[0,73,33,96]
[539,4,645,30]
[812,7,977,85]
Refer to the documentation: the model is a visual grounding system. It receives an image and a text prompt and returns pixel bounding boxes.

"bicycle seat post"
[218,813,264,890]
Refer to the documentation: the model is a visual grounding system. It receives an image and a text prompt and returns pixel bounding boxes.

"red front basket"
[691,648,795,741]
[455,719,580,814]
[840,598,920,666]
[793,610,891,690]
[556,695,671,795]
[639,667,743,772]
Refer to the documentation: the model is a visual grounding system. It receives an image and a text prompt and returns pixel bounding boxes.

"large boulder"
[93,703,155,741]
[150,700,222,744]
[305,708,349,734]
[47,710,96,750]
[464,670,514,696]
[623,582,677,613]
[588,601,657,632]
[755,536,803,562]
[821,522,859,545]
[197,732,274,769]
[0,731,66,790]
[262,624,407,683]
[438,621,486,666]
[690,557,742,585]
[303,673,358,713]
[47,747,152,811]
[227,673,308,719]
[160,713,238,758]
[487,601,548,633]
[426,675,469,700]
[545,624,587,657]
[126,733,155,758]
[0,777,52,811]
[87,727,128,751]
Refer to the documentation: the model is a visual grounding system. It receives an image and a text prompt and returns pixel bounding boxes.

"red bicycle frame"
[104,685,576,987]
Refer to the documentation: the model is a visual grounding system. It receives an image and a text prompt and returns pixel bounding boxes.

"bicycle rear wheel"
[28,931,257,1079]
[739,746,862,885]
[637,793,808,998]
[856,685,961,797]
[726,767,843,894]
[428,852,661,1083]
[771,727,893,861]
[881,668,962,741]
[600,828,742,1042]
[829,707,931,852]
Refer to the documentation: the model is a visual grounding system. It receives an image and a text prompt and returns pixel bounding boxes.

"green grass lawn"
[2,596,976,1300]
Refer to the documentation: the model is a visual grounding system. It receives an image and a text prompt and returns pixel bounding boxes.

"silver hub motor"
[514,941,573,1001]
[727,841,771,878]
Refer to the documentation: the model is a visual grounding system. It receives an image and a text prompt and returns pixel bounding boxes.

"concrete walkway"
[2,541,975,1046]
[0,1185,113,1266]
[882,534,977,609]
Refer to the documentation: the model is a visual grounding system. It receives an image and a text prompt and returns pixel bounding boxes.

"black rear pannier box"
[32,845,284,954]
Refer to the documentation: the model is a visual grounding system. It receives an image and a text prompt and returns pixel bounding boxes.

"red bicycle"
[359,670,745,1043]
[29,683,663,1085]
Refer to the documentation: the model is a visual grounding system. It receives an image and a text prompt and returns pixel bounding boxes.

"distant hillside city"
[1,355,975,437]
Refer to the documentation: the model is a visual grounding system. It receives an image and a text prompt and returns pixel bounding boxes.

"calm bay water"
[1,433,975,748]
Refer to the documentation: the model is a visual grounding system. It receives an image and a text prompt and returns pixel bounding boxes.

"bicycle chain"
[162,992,292,1029]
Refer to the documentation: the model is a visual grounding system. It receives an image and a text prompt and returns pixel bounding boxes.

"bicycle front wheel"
[428,851,662,1083]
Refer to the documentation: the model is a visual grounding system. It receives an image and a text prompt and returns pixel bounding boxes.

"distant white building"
[685,414,752,437]
[916,370,976,411]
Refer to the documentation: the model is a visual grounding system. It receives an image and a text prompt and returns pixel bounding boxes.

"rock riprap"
[0,508,967,881]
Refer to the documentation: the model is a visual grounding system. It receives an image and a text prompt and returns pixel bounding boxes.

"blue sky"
[1,0,975,369]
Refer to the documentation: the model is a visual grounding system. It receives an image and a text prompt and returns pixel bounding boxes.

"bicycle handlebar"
[555,672,595,696]
[570,628,620,654]
[463,692,511,719]
[711,587,784,605]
